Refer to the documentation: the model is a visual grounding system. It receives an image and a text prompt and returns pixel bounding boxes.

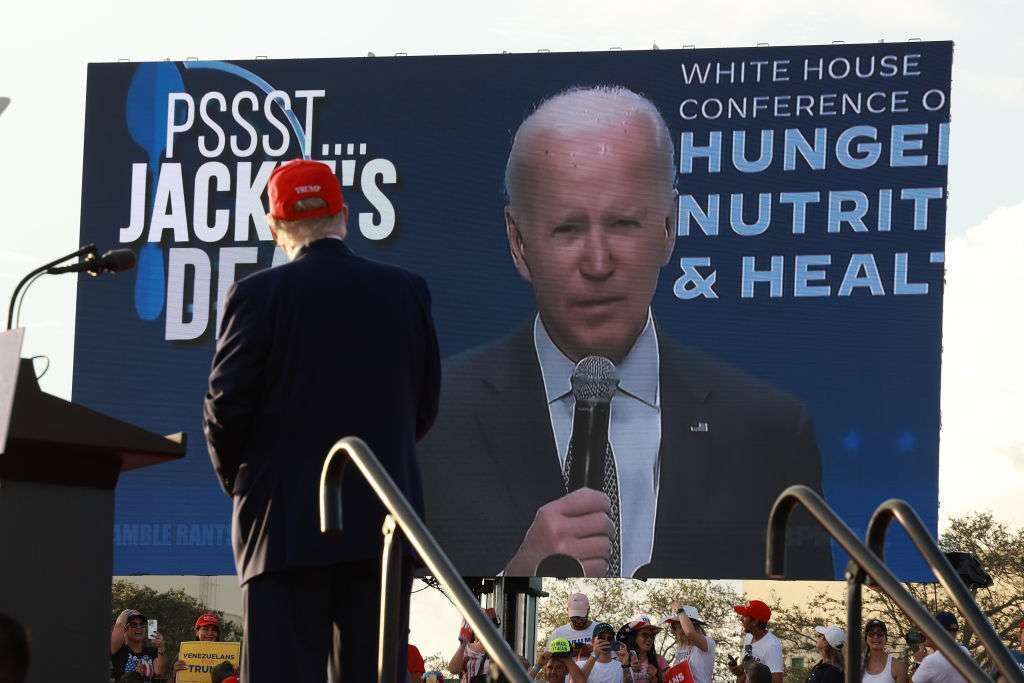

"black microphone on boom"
[7,244,139,330]
[47,248,137,276]
[566,355,620,492]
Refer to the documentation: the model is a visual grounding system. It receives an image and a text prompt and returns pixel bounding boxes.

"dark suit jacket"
[419,320,832,579]
[203,238,440,584]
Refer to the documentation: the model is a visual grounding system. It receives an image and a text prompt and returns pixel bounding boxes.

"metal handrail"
[767,485,990,682]
[319,436,531,683]
[867,500,1023,682]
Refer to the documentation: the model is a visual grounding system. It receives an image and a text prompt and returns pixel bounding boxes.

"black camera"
[905,630,925,648]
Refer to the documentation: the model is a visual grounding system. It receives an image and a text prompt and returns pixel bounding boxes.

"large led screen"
[73,42,952,579]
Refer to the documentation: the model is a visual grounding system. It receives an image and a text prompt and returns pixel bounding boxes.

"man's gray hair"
[271,197,345,253]
[504,85,676,208]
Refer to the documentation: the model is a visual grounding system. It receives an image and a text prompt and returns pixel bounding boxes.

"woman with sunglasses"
[661,603,715,683]
[624,615,668,682]
[862,619,908,683]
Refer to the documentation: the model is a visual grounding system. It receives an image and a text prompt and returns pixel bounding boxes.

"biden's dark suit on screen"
[204,237,440,682]
[419,320,833,580]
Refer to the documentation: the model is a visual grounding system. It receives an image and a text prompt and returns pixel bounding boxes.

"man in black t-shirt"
[109,609,167,679]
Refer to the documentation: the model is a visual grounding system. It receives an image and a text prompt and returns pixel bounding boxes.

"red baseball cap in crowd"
[734,600,772,623]
[195,612,221,629]
[626,615,662,633]
[267,159,344,221]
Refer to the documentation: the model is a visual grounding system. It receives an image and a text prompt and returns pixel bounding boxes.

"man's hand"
[503,488,613,577]
[150,631,165,652]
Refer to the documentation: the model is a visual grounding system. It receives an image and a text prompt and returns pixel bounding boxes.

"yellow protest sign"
[176,641,241,682]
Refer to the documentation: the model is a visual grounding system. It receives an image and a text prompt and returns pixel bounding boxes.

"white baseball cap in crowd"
[815,624,846,649]
[568,593,590,618]
[661,605,706,627]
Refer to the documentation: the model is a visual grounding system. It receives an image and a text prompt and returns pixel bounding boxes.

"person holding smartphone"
[574,622,631,682]
[624,616,668,681]
[109,609,167,679]
[729,600,784,683]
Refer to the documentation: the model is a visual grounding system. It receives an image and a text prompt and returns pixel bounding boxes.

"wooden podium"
[0,329,185,682]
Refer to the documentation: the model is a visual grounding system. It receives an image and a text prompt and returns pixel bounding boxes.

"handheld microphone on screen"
[566,355,619,492]
[537,356,619,578]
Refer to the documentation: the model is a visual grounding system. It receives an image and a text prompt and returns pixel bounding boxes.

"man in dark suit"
[419,86,831,580]
[203,159,440,681]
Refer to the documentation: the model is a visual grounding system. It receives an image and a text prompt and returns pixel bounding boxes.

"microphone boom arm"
[6,244,97,330]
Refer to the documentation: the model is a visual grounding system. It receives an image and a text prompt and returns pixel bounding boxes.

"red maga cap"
[194,612,221,629]
[267,159,344,221]
[734,600,772,623]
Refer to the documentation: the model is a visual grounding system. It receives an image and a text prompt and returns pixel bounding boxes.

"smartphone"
[147,619,158,639]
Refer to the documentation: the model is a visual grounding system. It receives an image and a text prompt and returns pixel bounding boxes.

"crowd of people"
[108,609,239,682]
[105,605,435,683]
[442,591,1024,683]
[3,589,1024,682]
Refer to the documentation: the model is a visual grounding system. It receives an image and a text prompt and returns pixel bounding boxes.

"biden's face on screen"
[505,100,676,364]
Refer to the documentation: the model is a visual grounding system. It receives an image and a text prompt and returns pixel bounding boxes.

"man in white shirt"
[548,593,597,650]
[728,600,784,683]
[912,611,969,683]
[577,622,630,683]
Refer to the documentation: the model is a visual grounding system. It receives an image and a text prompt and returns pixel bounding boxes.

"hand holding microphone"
[503,356,620,577]
[505,488,613,577]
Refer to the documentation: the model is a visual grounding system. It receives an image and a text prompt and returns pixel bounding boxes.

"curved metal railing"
[767,485,994,682]
[319,436,531,683]
[867,500,1023,682]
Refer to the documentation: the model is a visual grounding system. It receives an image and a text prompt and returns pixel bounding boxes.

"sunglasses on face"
[127,621,146,628]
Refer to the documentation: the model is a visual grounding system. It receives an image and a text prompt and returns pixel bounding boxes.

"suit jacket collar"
[296,236,352,258]
[475,322,566,509]
[643,337,718,578]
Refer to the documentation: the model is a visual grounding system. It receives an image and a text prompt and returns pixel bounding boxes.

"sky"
[2,0,1023,664]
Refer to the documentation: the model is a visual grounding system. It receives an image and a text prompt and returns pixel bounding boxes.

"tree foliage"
[111,580,242,664]
[768,513,1024,673]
